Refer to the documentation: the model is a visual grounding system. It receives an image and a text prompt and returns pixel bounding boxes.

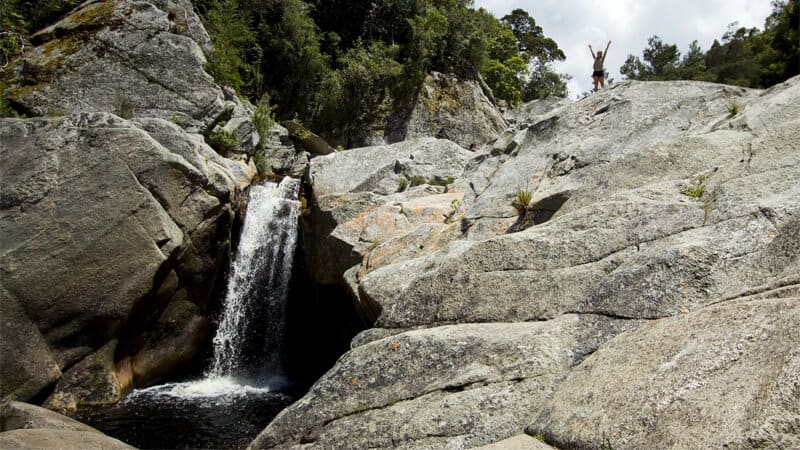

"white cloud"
[474,0,774,97]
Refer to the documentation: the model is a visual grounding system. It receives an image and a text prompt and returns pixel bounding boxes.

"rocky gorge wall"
[254,76,800,449]
[0,0,307,415]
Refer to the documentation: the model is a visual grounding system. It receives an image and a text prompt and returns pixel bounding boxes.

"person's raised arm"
[588,44,596,58]
[602,41,611,61]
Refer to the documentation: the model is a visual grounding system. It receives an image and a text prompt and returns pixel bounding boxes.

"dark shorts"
[592,70,605,78]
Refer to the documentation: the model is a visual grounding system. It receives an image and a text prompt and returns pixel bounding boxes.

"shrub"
[397,178,408,192]
[409,175,427,187]
[682,184,705,198]
[253,94,275,147]
[429,176,455,187]
[512,189,532,212]
[444,198,460,223]
[726,99,741,116]
[208,126,237,154]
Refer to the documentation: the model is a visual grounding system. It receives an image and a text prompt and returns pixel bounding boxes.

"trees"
[501,9,564,62]
[759,0,799,86]
[620,35,679,81]
[1,0,567,124]
[621,1,799,88]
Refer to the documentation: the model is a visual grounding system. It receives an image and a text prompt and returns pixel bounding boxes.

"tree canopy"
[620,0,799,88]
[196,0,571,138]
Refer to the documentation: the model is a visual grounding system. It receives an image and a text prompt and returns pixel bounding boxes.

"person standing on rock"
[589,41,611,92]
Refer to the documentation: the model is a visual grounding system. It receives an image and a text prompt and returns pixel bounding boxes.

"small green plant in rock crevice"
[289,113,311,140]
[397,178,409,192]
[444,198,460,224]
[208,126,238,154]
[512,189,533,212]
[409,175,427,187]
[725,99,741,117]
[681,176,707,199]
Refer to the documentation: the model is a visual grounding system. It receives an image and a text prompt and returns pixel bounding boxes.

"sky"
[473,0,775,98]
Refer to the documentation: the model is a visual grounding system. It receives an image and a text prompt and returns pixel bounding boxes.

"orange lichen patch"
[350,377,358,385]
[392,343,400,350]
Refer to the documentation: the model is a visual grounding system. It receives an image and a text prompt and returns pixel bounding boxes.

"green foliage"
[524,61,570,100]
[195,0,565,136]
[397,178,409,192]
[429,176,455,187]
[409,175,427,187]
[1,0,81,71]
[170,112,189,127]
[512,190,532,212]
[203,0,261,96]
[622,1,799,88]
[620,35,679,80]
[208,126,238,154]
[501,9,565,62]
[682,177,707,199]
[0,96,21,118]
[444,198,460,223]
[253,94,276,147]
[726,99,741,116]
[313,40,402,129]
[483,58,524,106]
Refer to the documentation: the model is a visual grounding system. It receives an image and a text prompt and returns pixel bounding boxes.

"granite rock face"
[302,138,473,289]
[0,112,251,406]
[351,71,508,149]
[391,72,508,148]
[0,400,133,450]
[529,297,800,450]
[0,429,135,450]
[250,315,637,449]
[0,0,308,409]
[6,0,222,130]
[258,77,800,449]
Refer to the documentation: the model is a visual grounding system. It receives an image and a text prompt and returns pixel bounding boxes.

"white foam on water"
[126,376,286,403]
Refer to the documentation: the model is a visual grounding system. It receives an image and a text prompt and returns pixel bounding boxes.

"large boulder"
[0,112,250,405]
[303,138,474,288]
[5,0,220,130]
[529,297,800,450]
[1,400,133,450]
[383,72,508,149]
[0,429,135,450]
[262,77,800,448]
[1,400,98,432]
[250,314,637,449]
[355,77,800,328]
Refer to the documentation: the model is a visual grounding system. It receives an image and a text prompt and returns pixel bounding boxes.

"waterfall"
[207,177,301,384]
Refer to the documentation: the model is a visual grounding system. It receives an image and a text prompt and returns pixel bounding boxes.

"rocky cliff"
[252,77,800,449]
[0,0,303,413]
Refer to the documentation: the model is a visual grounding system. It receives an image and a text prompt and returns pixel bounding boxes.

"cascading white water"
[207,177,301,382]
[126,178,301,400]
[80,179,302,449]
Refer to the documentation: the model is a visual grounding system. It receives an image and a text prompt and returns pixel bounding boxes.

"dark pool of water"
[76,378,296,449]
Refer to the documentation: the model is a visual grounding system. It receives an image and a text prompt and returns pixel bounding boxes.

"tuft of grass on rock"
[726,99,741,117]
[512,189,532,212]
